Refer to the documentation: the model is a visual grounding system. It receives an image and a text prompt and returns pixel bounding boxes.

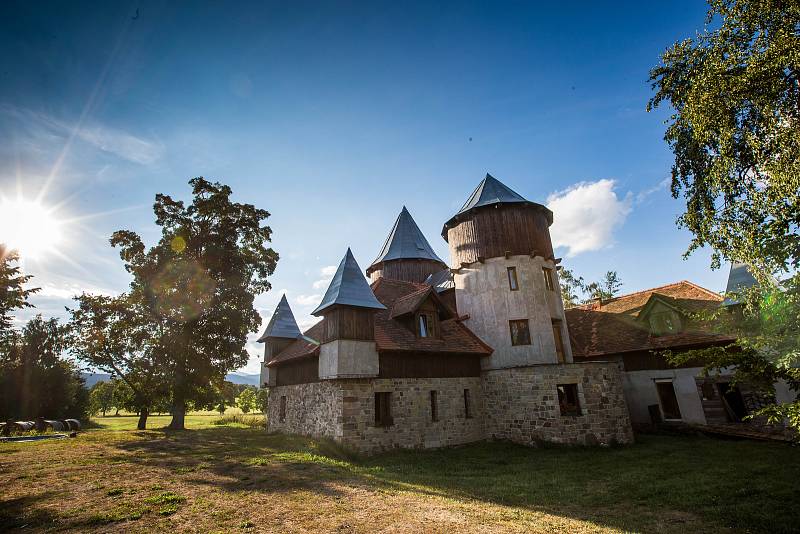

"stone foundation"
[267,362,633,453]
[482,362,634,446]
[267,381,342,440]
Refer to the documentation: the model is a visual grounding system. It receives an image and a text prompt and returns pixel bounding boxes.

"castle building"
[260,174,633,453]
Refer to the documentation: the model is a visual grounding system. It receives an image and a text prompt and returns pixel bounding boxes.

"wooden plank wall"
[379,351,482,378]
[275,357,319,386]
[321,307,375,343]
[368,258,446,283]
[446,205,554,265]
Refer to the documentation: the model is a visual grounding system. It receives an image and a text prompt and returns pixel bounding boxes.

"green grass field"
[1,418,798,533]
[89,411,263,431]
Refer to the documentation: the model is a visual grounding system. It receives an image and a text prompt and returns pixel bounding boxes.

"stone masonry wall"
[338,377,485,453]
[267,381,342,440]
[482,362,633,446]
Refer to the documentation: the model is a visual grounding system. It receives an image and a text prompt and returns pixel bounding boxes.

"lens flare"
[0,197,63,259]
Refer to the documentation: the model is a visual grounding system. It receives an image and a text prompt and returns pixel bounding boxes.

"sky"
[0,1,730,374]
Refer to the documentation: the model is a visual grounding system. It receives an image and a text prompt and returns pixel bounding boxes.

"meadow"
[1,415,798,533]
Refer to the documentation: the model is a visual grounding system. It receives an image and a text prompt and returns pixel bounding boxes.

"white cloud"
[295,294,321,306]
[636,177,671,204]
[312,265,337,290]
[547,179,633,257]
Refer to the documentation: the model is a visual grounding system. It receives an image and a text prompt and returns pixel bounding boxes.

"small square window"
[375,392,393,427]
[557,384,581,416]
[430,390,438,422]
[279,396,287,422]
[507,267,519,291]
[509,319,531,346]
[464,389,472,418]
[543,267,555,291]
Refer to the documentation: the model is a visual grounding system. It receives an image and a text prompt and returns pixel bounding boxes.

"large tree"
[70,293,168,429]
[649,0,800,430]
[88,178,278,429]
[648,0,799,276]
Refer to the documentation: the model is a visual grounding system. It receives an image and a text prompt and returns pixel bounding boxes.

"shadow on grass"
[113,427,800,533]
[0,492,62,529]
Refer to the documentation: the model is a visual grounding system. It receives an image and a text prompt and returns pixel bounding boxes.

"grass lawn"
[1,418,797,533]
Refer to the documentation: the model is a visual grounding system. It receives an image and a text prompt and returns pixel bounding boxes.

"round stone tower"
[442,174,572,370]
[366,206,447,283]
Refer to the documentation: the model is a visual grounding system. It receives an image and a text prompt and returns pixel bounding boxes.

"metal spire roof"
[257,294,301,342]
[722,262,759,306]
[312,248,387,316]
[442,173,553,238]
[368,207,445,272]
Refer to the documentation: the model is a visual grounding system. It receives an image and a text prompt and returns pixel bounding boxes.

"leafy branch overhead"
[648,0,800,277]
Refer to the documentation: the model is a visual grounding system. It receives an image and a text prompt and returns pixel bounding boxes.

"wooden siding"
[275,357,319,386]
[446,204,554,265]
[379,351,482,378]
[368,258,446,283]
[321,306,375,343]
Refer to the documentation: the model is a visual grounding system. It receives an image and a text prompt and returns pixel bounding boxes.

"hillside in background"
[81,372,260,388]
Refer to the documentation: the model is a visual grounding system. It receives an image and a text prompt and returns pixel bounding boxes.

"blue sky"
[0,1,727,373]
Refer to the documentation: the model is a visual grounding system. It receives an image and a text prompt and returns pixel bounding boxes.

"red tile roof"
[573,281,723,317]
[268,278,491,366]
[567,281,734,358]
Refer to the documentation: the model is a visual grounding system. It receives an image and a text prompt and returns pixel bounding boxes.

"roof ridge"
[573,280,720,309]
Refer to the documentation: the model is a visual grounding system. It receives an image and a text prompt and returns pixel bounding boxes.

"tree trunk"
[114,407,120,416]
[168,401,186,430]
[137,406,149,430]
[102,408,106,417]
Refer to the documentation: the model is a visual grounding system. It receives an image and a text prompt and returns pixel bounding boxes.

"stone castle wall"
[267,362,632,453]
[338,377,485,453]
[482,362,634,446]
[267,381,342,440]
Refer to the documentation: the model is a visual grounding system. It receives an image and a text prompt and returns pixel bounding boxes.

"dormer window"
[417,311,437,338]
[649,310,682,335]
[419,314,430,337]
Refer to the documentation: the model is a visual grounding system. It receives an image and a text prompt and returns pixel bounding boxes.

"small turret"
[258,294,301,387]
[366,207,447,283]
[313,249,385,379]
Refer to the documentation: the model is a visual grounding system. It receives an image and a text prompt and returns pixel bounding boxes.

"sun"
[0,197,63,259]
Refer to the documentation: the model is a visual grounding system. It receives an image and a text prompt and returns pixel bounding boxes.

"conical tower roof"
[312,248,386,316]
[442,173,553,238]
[722,262,759,306]
[257,294,301,342]
[367,207,445,274]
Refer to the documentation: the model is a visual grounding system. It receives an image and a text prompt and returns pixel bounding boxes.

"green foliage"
[0,245,39,349]
[648,0,800,275]
[90,381,115,417]
[85,177,278,429]
[0,315,89,420]
[559,268,624,307]
[255,387,268,413]
[650,0,800,433]
[236,387,257,414]
[69,293,169,427]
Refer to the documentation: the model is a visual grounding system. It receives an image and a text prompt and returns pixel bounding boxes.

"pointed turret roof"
[367,207,445,274]
[442,173,553,238]
[722,262,759,306]
[312,248,386,316]
[257,294,301,342]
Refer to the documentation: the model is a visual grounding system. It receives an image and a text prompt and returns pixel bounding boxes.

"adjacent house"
[566,265,796,432]
[259,174,633,453]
